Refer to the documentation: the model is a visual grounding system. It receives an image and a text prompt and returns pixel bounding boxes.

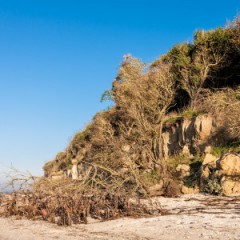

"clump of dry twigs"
[0,173,164,226]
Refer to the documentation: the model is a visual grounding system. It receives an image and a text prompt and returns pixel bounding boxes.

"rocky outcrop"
[176,150,240,195]
[217,154,240,175]
[71,159,78,180]
[201,153,218,178]
[176,162,200,194]
[201,153,240,195]
[221,176,240,195]
[203,153,218,167]
[194,115,214,143]
[217,154,240,194]
[162,114,216,159]
[176,164,190,178]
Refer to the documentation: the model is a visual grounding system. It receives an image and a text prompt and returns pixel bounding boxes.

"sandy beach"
[1,194,240,240]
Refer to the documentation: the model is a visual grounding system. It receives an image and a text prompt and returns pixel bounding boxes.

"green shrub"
[203,176,222,195]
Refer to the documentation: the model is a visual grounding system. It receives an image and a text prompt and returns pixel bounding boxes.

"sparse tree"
[190,28,230,108]
[112,56,175,175]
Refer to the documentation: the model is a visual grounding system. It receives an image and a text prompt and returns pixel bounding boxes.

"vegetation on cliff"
[43,17,240,197]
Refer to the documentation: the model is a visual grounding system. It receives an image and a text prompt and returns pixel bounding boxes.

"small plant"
[180,109,200,118]
[211,138,240,157]
[167,153,189,168]
[203,176,222,195]
[168,153,203,168]
[164,115,182,125]
[164,109,202,126]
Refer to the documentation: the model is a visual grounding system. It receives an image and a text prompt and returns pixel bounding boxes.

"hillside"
[43,17,240,197]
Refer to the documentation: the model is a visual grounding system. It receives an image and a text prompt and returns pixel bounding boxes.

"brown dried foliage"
[197,87,240,139]
[0,177,163,226]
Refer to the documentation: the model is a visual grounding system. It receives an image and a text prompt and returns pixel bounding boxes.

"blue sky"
[0,0,239,177]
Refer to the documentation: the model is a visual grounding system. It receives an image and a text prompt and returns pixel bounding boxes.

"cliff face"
[162,115,215,158]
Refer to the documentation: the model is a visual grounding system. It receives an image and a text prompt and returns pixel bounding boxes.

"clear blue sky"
[0,0,239,177]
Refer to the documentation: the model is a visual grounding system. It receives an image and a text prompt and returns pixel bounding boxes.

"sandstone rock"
[218,154,240,175]
[71,159,78,165]
[72,166,78,180]
[181,119,192,143]
[204,146,212,154]
[51,170,64,180]
[200,153,240,195]
[194,115,214,142]
[181,185,200,194]
[221,177,240,195]
[148,181,164,196]
[201,165,211,178]
[201,153,218,183]
[163,179,181,197]
[202,153,218,167]
[162,132,170,158]
[182,145,190,156]
[176,164,190,178]
[71,159,79,180]
[162,115,216,160]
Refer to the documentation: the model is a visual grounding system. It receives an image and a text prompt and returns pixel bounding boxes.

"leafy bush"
[203,175,222,195]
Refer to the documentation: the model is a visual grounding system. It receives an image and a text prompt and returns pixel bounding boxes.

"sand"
[0,194,240,240]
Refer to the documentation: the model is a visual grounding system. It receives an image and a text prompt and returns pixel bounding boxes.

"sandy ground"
[1,194,240,240]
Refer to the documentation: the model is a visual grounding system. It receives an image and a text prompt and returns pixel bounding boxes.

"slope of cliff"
[43,18,240,197]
